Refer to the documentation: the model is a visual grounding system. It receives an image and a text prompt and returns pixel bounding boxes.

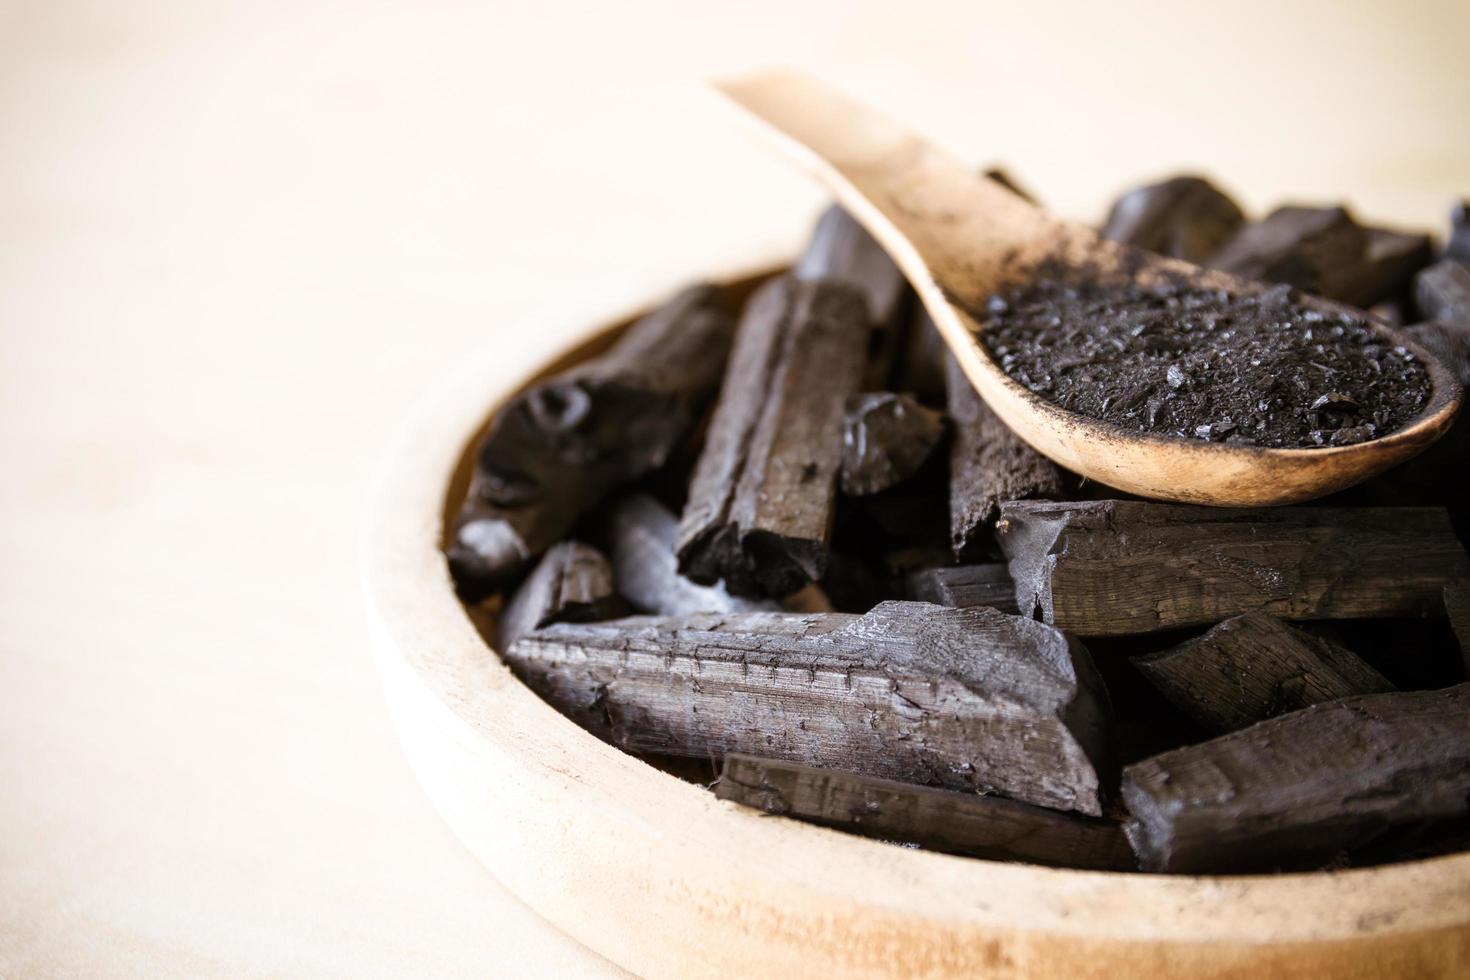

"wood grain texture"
[998,498,1470,635]
[504,601,1110,814]
[447,284,734,596]
[945,354,1062,557]
[677,276,871,597]
[1122,684,1470,873]
[716,754,1134,870]
[1133,612,1395,733]
[493,541,628,651]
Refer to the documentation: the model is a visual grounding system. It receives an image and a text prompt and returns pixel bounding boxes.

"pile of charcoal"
[446,173,1470,874]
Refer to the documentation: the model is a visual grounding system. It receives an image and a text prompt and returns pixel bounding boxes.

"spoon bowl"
[712,71,1462,506]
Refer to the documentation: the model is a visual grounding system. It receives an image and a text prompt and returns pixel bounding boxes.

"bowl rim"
[361,258,1470,978]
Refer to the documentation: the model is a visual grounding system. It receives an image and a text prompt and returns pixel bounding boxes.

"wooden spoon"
[712,71,1462,506]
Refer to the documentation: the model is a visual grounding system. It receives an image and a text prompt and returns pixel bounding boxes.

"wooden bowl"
[362,263,1470,979]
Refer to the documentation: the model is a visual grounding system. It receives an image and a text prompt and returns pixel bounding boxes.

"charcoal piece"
[1208,205,1433,309]
[676,276,870,597]
[1415,259,1470,325]
[1447,580,1470,675]
[601,494,778,616]
[894,306,948,405]
[493,541,628,651]
[1121,684,1470,873]
[717,754,1133,870]
[840,392,946,495]
[447,285,735,597]
[506,600,1111,814]
[905,563,1018,613]
[1100,175,1245,263]
[793,205,913,388]
[998,499,1469,636]
[1449,201,1470,264]
[946,355,1063,559]
[1133,612,1394,733]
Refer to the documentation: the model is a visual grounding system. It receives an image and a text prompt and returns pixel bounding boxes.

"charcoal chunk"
[1101,175,1245,263]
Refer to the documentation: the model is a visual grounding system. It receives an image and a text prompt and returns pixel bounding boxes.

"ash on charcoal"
[974,264,1430,448]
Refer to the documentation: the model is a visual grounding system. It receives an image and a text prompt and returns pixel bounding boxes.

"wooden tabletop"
[2,1,1466,976]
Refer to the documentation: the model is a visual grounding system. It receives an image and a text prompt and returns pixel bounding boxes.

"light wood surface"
[365,283,1470,977]
[714,71,1462,506]
[4,1,1469,977]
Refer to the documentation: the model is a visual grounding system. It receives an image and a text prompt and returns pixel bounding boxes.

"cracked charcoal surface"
[976,269,1431,448]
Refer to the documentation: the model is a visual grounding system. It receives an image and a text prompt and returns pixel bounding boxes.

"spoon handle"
[713,71,1065,314]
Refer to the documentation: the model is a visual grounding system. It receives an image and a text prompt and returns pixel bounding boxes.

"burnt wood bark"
[1122,684,1470,873]
[505,600,1111,814]
[946,355,1063,559]
[905,563,1019,613]
[1133,612,1394,734]
[494,541,628,651]
[601,493,779,616]
[793,204,913,388]
[998,499,1470,636]
[1208,205,1433,309]
[448,284,735,597]
[716,754,1133,870]
[840,392,946,495]
[1101,175,1245,263]
[1415,259,1470,325]
[676,276,871,597]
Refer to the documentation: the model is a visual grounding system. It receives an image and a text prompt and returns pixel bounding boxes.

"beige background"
[2,1,1467,976]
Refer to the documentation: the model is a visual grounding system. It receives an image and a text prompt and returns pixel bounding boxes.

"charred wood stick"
[946,355,1063,559]
[1415,259,1470,325]
[601,493,778,616]
[793,205,913,388]
[716,754,1133,870]
[1208,205,1433,309]
[494,541,628,651]
[840,392,946,496]
[1122,684,1470,873]
[904,563,1019,613]
[448,285,735,597]
[999,499,1470,636]
[1101,175,1245,263]
[1133,612,1394,734]
[506,600,1111,814]
[677,276,870,597]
